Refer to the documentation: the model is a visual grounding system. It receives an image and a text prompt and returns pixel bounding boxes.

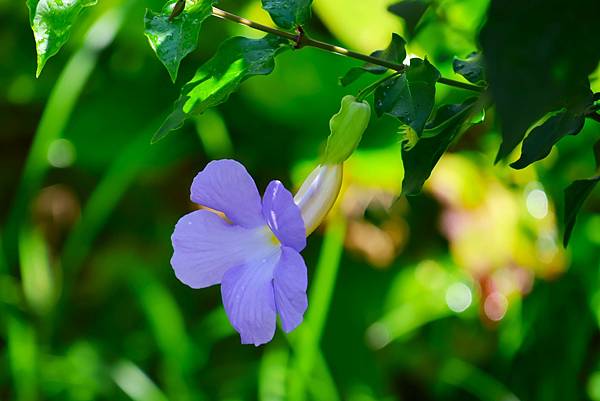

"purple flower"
[171,159,308,346]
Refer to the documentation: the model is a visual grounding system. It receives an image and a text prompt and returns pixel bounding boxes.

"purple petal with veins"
[171,159,309,345]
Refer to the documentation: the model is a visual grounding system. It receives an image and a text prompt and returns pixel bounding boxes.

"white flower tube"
[294,163,343,236]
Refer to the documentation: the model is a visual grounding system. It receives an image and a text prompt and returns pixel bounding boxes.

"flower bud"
[323,95,371,164]
[294,164,343,235]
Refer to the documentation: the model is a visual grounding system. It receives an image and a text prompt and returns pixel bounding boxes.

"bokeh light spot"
[47,139,76,168]
[365,322,390,350]
[525,188,548,219]
[445,282,472,313]
[484,292,508,321]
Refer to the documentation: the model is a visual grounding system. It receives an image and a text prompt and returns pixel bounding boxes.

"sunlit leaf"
[387,0,430,37]
[401,99,474,195]
[511,110,585,169]
[563,176,600,246]
[452,52,486,85]
[480,0,600,162]
[374,57,440,135]
[26,0,97,76]
[144,0,216,82]
[153,35,290,143]
[261,0,313,29]
[339,33,406,86]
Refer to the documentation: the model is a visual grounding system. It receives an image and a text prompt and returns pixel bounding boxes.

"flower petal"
[273,247,308,333]
[221,250,282,346]
[191,159,264,228]
[262,180,306,251]
[171,210,276,289]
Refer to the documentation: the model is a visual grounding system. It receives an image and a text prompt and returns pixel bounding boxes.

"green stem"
[211,7,297,40]
[211,7,484,93]
[298,32,407,73]
[289,216,347,401]
[356,72,401,101]
[438,77,485,92]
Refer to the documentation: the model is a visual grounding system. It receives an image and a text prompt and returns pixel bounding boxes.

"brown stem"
[211,6,484,93]
[211,7,297,41]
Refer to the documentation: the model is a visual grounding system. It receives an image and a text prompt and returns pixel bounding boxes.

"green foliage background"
[1,0,600,400]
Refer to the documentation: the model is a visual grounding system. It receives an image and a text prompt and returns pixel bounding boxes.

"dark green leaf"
[153,35,290,143]
[27,0,97,76]
[387,0,430,37]
[452,52,486,85]
[422,97,477,136]
[510,110,585,170]
[374,58,440,135]
[144,0,216,82]
[480,0,600,162]
[261,0,313,30]
[563,176,600,246]
[339,33,406,86]
[401,99,474,195]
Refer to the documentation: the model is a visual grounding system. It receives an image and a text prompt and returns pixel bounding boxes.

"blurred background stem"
[288,215,347,401]
[2,1,133,271]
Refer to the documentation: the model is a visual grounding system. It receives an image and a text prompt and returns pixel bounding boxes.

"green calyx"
[323,95,371,164]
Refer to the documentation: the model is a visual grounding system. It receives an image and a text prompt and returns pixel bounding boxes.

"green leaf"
[261,0,313,30]
[144,0,216,82]
[423,97,477,135]
[27,0,97,77]
[563,176,600,246]
[153,35,290,143]
[401,99,474,195]
[387,0,430,37]
[339,33,406,86]
[452,52,486,85]
[480,0,600,162]
[510,110,585,170]
[374,58,440,135]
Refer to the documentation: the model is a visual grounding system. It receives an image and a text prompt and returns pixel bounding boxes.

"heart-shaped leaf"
[401,99,475,195]
[374,58,440,135]
[27,0,98,76]
[261,0,313,30]
[144,0,217,82]
[153,35,290,143]
[452,52,486,85]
